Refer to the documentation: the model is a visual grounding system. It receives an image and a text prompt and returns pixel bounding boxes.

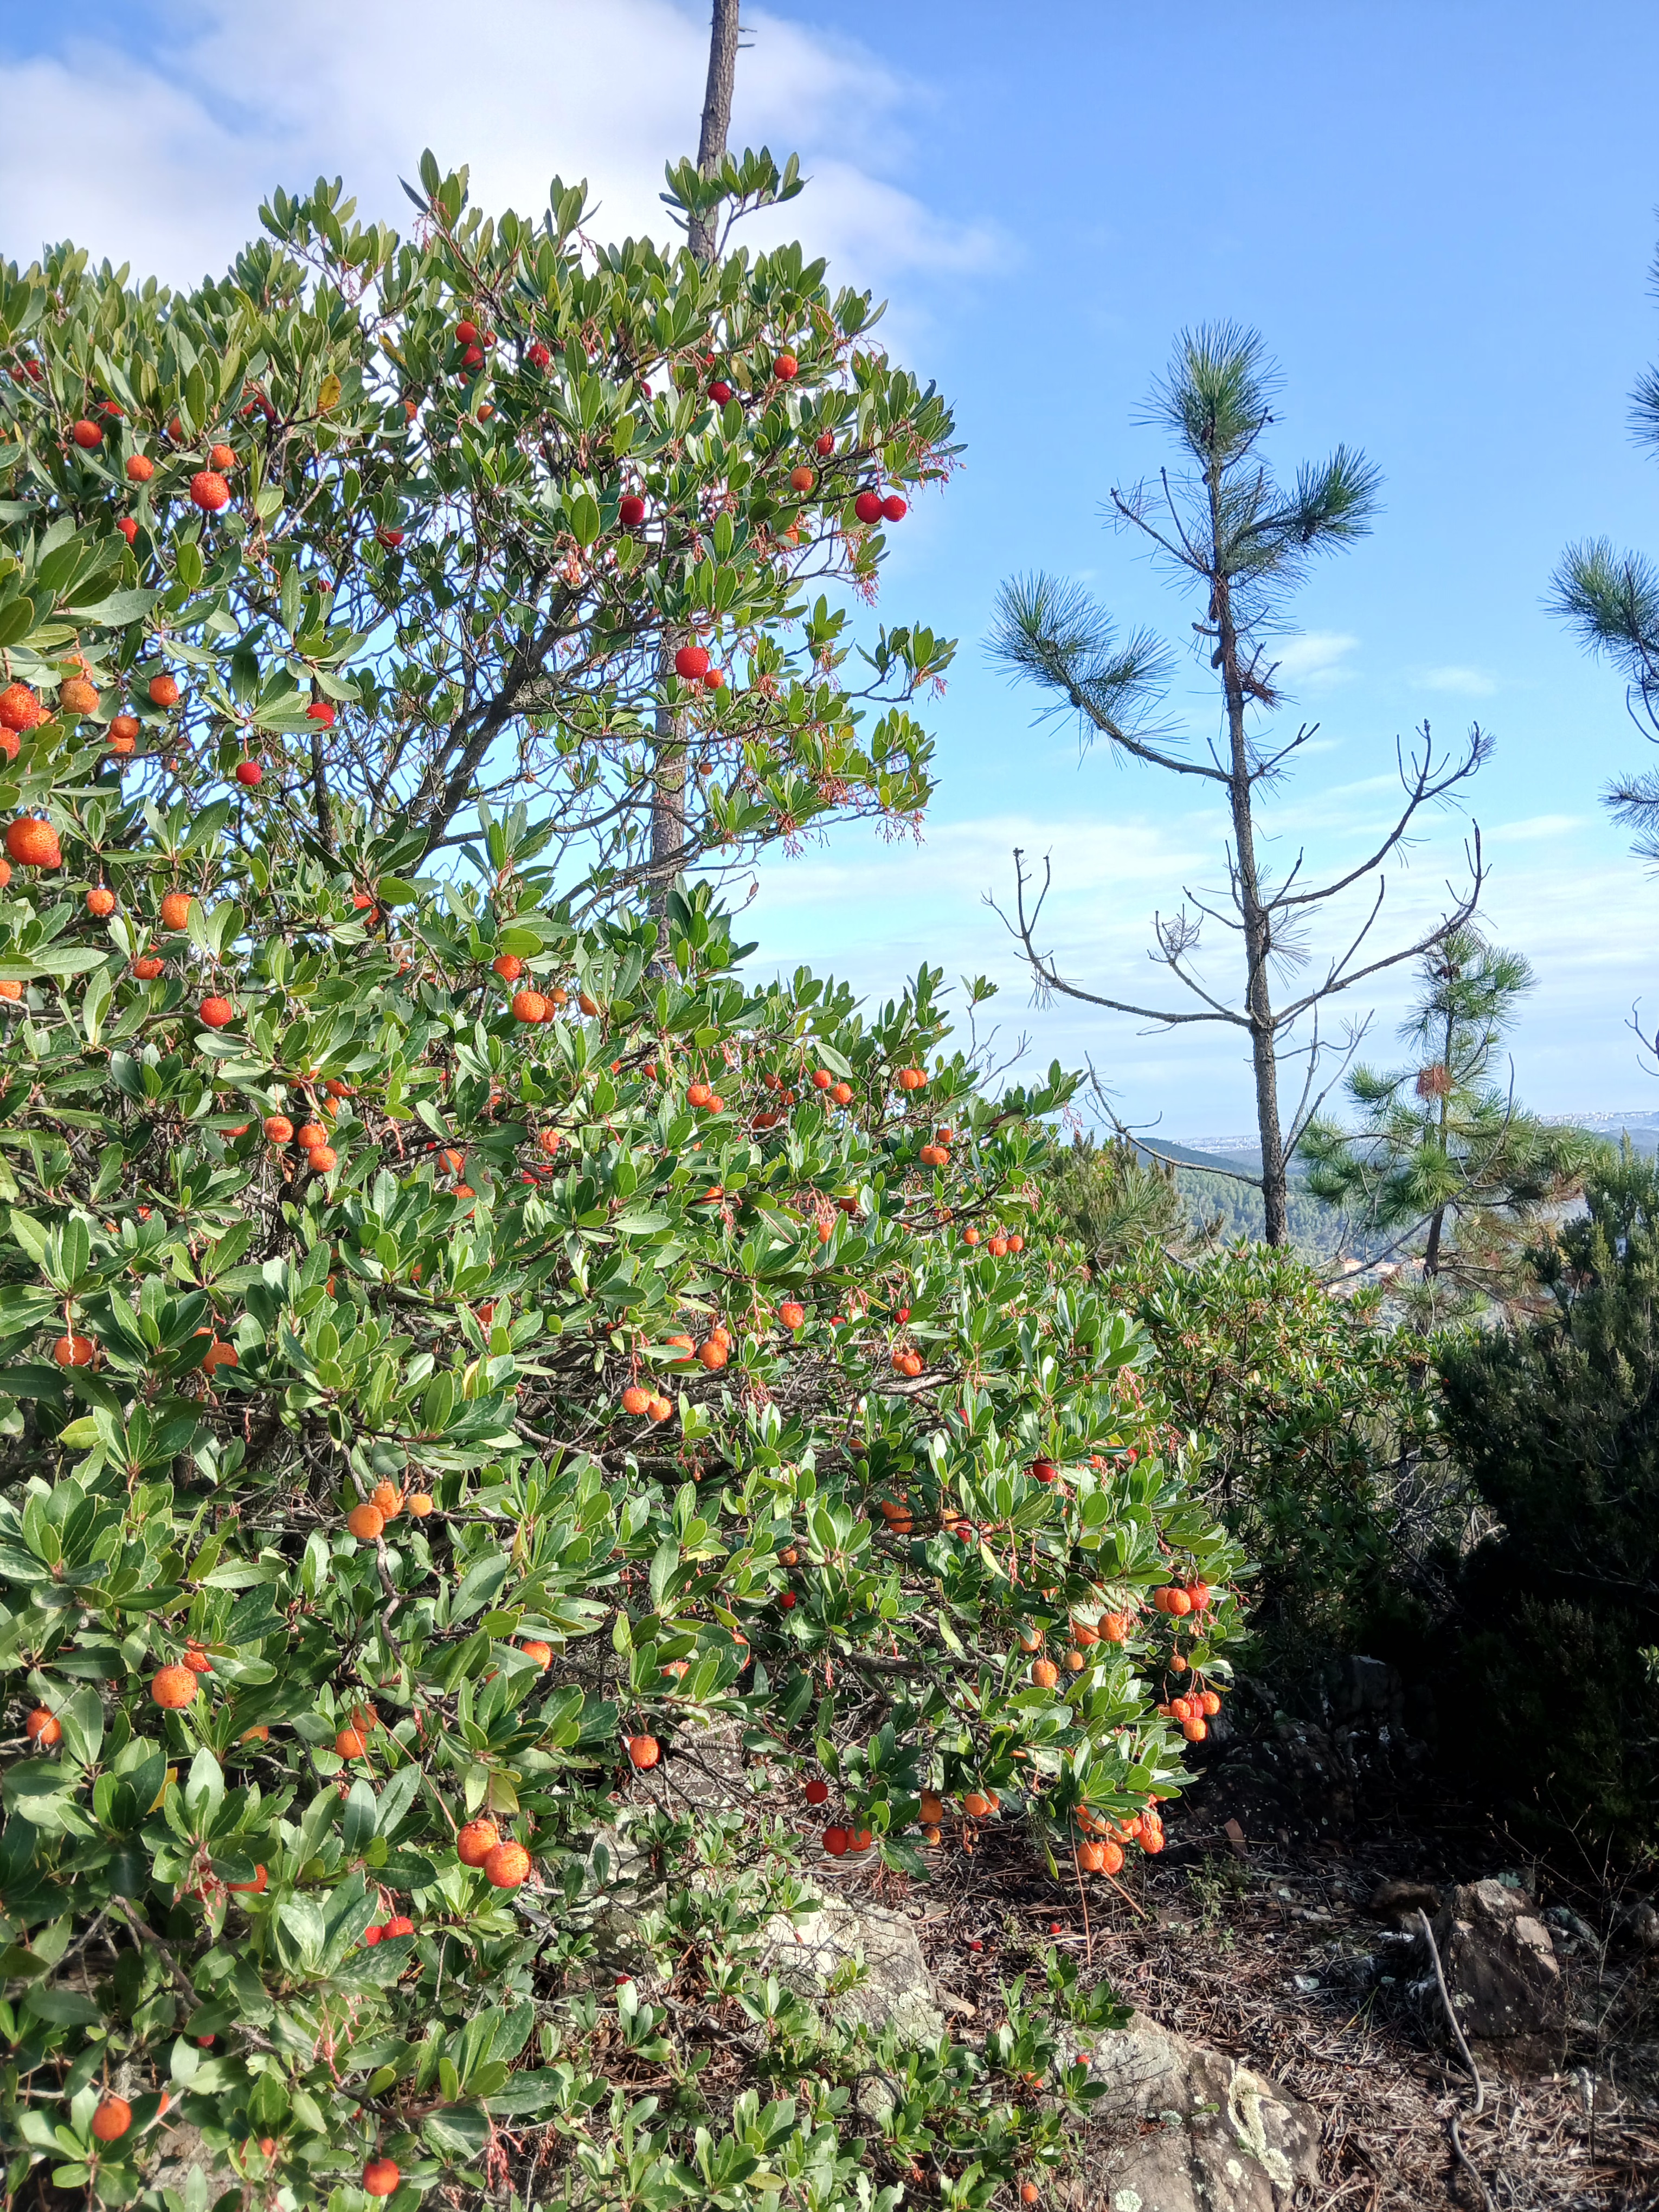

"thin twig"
[1103,1868,1152,1923]
[1069,1838,1094,1969]
[1416,1907,1495,2211]
[1415,1907,1484,2114]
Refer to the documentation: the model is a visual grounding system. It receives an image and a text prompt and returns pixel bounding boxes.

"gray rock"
[760,1881,943,2044]
[144,2120,236,2205]
[1430,1878,1560,2037]
[1089,2009,1320,2211]
[1323,1654,1405,1726]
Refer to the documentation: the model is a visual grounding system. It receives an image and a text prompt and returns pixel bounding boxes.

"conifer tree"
[1049,1132,1202,1264]
[991,325,1488,1245]
[1299,925,1596,1315]
[1437,1148,1659,1845]
[1553,230,1659,859]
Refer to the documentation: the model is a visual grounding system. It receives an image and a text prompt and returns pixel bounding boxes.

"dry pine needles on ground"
[829,1804,1659,2211]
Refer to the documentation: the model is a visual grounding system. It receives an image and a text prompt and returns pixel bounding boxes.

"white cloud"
[738,803,1659,1131]
[1270,631,1360,686]
[1419,664,1498,697]
[1489,814,1585,842]
[0,3,1000,300]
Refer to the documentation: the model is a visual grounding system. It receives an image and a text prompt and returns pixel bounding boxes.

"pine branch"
[1549,541,1659,698]
[987,575,1214,779]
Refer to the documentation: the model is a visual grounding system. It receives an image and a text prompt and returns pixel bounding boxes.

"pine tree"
[1049,1132,1211,1263]
[1552,230,1659,859]
[1300,925,1597,1317]
[991,324,1488,1245]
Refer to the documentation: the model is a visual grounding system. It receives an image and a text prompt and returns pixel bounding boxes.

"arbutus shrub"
[0,149,1243,2211]
[0,860,1245,2201]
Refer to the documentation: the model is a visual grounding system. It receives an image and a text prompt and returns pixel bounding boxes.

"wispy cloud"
[1489,814,1585,842]
[738,804,1659,1130]
[1418,664,1498,697]
[1271,632,1360,686]
[0,3,1002,298]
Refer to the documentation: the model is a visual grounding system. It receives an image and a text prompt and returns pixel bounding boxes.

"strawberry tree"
[0,151,953,893]
[0,159,1245,2212]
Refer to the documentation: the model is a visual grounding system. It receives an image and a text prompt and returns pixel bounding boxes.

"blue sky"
[4,0,1658,1134]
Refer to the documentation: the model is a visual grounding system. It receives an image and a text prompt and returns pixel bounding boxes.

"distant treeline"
[1153,1122,1636,1263]
[1169,1160,1349,1257]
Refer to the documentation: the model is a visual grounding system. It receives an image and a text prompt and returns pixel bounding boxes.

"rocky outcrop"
[1087,2010,1320,2211]
[760,1880,943,2044]
[1429,1877,1560,2037]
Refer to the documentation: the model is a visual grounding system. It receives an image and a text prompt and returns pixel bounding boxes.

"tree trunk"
[651,0,741,921]
[1206,464,1288,1244]
[309,718,336,855]
[1423,1204,1446,1276]
[1423,1002,1455,1277]
[687,0,742,263]
[648,637,687,908]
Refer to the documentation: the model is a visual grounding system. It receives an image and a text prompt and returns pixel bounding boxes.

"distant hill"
[1135,1110,1659,1263]
[1122,1135,1351,1258]
[1548,1113,1659,1158]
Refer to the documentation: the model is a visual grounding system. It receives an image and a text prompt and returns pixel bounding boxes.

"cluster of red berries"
[452,318,496,373]
[672,641,726,692]
[361,1911,416,1946]
[820,1822,874,1857]
[2,666,269,806]
[454,1817,531,1888]
[808,1066,854,1105]
[1075,1801,1165,1862]
[1152,1580,1211,1617]
[706,350,800,408]
[1159,1688,1223,1744]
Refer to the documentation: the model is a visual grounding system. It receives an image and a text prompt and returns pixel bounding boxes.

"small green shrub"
[1436,1149,1659,1849]
[1096,1242,1461,1677]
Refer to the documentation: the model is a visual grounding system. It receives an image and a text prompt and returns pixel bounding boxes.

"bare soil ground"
[871,1701,1659,2211]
